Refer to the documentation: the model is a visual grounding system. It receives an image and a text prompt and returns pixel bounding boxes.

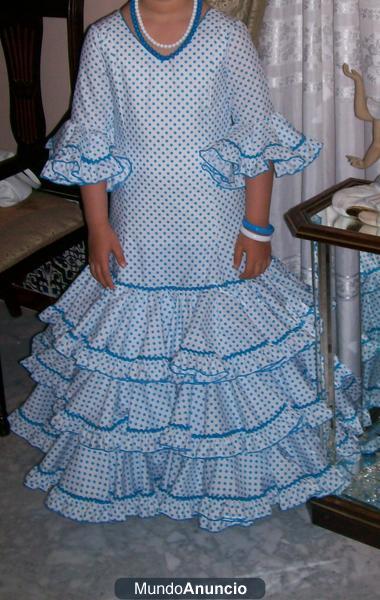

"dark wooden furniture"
[285,177,380,549]
[0,0,86,436]
[285,177,379,253]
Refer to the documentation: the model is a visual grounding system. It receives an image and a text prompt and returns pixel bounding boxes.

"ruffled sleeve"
[41,24,132,193]
[199,20,322,190]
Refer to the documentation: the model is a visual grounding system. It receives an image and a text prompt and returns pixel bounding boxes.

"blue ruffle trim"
[41,120,133,192]
[20,258,320,386]
[9,402,365,532]
[7,257,373,531]
[22,460,352,532]
[199,112,323,189]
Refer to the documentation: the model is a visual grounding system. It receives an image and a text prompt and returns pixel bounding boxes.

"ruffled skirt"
[8,257,371,532]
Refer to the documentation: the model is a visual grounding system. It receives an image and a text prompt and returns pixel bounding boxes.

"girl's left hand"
[233,233,272,279]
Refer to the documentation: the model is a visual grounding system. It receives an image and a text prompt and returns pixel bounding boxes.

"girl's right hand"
[88,223,127,290]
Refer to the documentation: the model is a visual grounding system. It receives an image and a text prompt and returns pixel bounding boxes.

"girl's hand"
[233,232,272,279]
[88,223,127,290]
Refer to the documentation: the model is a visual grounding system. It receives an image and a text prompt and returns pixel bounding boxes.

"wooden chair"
[0,0,86,436]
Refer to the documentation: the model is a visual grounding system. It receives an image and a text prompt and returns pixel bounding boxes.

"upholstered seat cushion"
[0,190,84,273]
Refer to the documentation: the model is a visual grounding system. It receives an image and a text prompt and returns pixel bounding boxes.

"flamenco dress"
[7,2,372,532]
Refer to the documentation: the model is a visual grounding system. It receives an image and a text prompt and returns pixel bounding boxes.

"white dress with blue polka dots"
[8,5,372,532]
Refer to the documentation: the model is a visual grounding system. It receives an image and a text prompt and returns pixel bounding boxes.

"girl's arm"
[244,164,274,227]
[233,164,274,279]
[40,24,132,290]
[81,182,127,290]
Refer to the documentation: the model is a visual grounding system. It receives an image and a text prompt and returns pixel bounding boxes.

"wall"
[0,0,122,152]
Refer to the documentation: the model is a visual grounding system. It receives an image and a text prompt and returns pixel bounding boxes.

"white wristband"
[240,225,272,242]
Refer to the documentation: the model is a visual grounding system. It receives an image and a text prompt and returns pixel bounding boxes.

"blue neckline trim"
[123,0,205,62]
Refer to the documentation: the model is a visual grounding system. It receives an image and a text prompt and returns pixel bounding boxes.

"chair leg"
[2,283,22,318]
[0,356,10,436]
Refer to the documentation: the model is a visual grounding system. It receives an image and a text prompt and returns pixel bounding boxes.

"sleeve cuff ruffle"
[41,121,133,192]
[199,112,323,190]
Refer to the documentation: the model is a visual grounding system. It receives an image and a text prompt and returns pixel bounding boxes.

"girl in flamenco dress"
[8,0,372,532]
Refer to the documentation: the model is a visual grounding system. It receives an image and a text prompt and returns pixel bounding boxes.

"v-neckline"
[118,1,214,62]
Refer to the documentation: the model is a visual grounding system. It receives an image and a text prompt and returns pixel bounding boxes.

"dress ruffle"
[27,269,318,385]
[199,112,322,189]
[41,120,133,192]
[360,254,380,410]
[8,258,372,532]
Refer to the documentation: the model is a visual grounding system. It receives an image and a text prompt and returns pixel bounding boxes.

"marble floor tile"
[0,300,379,600]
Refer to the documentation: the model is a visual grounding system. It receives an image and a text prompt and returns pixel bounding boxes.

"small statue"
[343,63,380,169]
[330,64,380,228]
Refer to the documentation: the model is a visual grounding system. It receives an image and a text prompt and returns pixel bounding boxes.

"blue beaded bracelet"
[242,217,275,236]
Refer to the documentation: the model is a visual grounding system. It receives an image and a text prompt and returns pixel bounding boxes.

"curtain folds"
[208,0,268,45]
[258,1,380,382]
[258,0,380,276]
[209,0,380,281]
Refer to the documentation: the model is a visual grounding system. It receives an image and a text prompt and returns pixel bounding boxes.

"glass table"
[285,177,380,548]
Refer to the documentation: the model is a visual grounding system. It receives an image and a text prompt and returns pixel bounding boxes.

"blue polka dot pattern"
[8,7,370,532]
[358,251,380,448]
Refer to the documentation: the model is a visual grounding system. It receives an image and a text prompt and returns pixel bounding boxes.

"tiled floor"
[0,299,379,600]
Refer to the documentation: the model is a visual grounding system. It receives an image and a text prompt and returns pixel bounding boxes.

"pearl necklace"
[133,0,199,49]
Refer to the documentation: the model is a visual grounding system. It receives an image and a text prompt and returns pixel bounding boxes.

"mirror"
[309,205,380,511]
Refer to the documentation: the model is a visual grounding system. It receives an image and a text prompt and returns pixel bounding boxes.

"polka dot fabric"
[9,6,370,532]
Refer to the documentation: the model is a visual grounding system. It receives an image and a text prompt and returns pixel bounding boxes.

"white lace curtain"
[258,0,380,278]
